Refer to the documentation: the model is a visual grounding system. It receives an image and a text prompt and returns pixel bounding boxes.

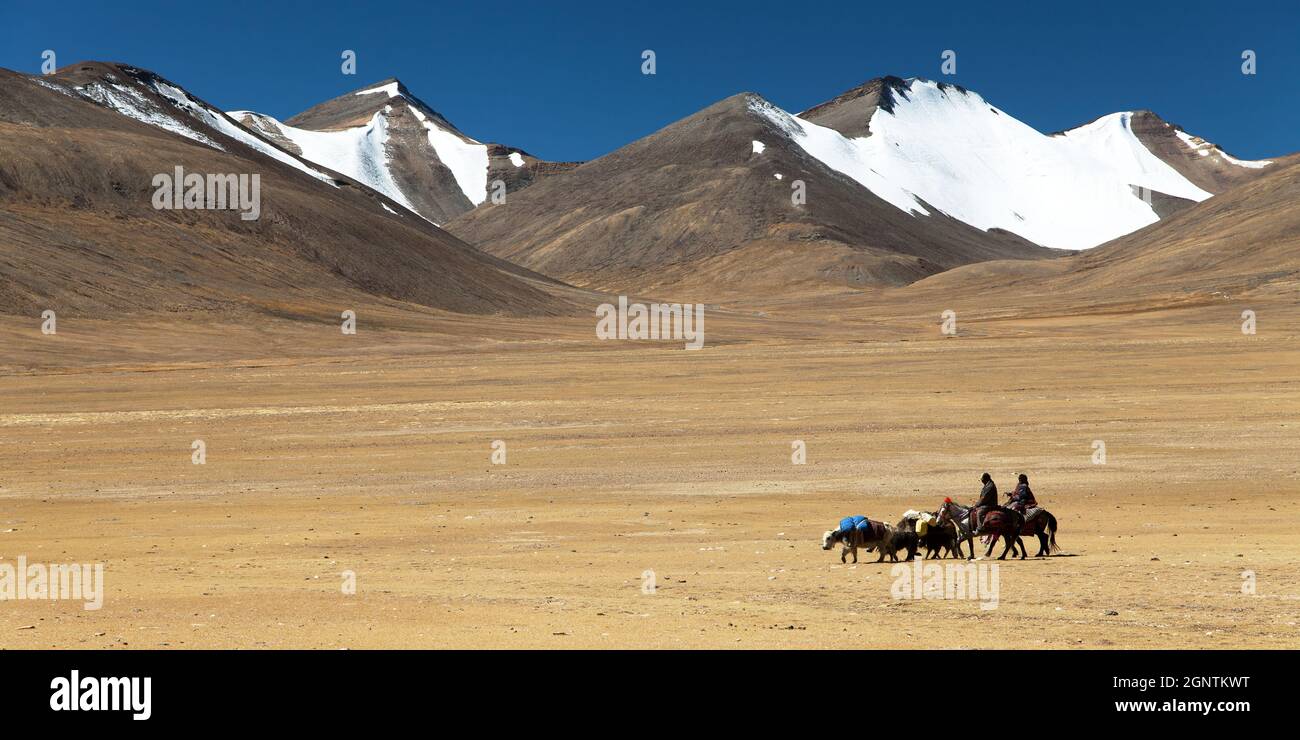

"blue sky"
[3,0,1297,161]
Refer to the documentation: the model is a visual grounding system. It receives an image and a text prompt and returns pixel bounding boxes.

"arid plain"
[2,286,1297,649]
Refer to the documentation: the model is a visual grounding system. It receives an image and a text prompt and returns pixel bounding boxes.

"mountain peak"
[234,74,576,225]
[286,77,456,133]
[798,76,981,139]
[802,76,975,113]
[348,77,410,100]
[46,61,191,101]
[799,76,907,119]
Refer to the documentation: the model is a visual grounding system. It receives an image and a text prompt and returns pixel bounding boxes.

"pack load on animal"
[899,509,938,537]
[824,514,913,563]
[839,516,871,535]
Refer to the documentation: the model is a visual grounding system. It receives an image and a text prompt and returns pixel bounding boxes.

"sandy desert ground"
[1,290,1298,649]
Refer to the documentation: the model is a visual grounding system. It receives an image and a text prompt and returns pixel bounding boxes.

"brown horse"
[1015,510,1061,557]
[936,499,1027,560]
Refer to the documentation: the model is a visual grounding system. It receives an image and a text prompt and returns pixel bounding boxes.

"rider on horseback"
[972,472,998,530]
[1007,473,1037,513]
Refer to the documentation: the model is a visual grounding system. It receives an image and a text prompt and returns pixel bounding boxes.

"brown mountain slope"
[0,64,568,318]
[910,156,1300,302]
[1100,110,1289,194]
[444,92,1059,300]
[1067,156,1300,292]
[798,75,911,138]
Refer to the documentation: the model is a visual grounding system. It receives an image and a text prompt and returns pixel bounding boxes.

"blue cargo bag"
[839,515,870,534]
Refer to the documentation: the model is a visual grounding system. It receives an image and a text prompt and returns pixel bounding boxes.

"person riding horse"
[1006,473,1037,514]
[972,472,998,530]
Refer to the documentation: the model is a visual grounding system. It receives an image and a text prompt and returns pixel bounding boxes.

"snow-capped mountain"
[447,76,1284,297]
[12,62,1288,302]
[34,62,342,187]
[445,91,1061,297]
[785,77,1273,250]
[231,79,575,224]
[1116,109,1275,193]
[0,62,567,318]
[40,66,572,227]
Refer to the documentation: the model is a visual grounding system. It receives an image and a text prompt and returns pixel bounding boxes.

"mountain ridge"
[445,89,1061,299]
[233,77,579,224]
[0,63,572,318]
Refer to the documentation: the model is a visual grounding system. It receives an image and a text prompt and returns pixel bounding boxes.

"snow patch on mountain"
[238,111,418,213]
[75,80,222,150]
[751,80,1226,250]
[28,76,80,99]
[149,81,334,184]
[1219,150,1272,169]
[1175,129,1214,158]
[406,105,489,206]
[1174,129,1271,169]
[355,82,402,99]
[749,96,929,216]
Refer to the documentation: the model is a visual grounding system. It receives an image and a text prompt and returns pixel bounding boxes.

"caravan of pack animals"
[822,473,1060,564]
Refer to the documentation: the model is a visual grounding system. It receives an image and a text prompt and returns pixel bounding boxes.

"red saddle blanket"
[973,508,1036,535]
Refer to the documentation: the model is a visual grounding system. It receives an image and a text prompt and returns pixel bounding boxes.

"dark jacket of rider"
[976,479,998,509]
[1010,483,1037,508]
